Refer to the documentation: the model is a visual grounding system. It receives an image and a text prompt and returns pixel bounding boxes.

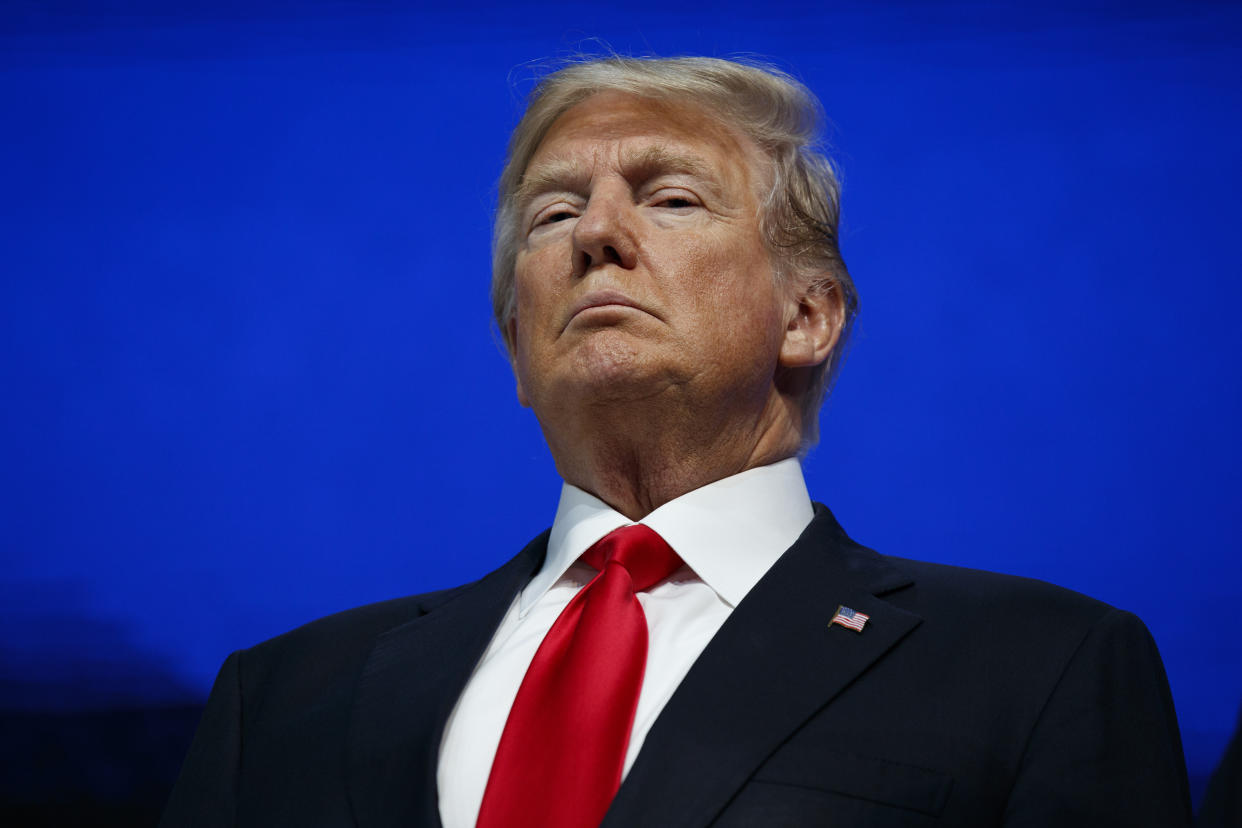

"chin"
[554,344,677,405]
[520,328,692,410]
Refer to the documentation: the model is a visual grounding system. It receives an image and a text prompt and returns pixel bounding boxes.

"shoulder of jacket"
[880,554,1121,629]
[241,580,477,660]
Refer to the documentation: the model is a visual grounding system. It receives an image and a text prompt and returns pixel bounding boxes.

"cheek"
[514,250,567,318]
[677,240,778,321]
[652,235,729,295]
[512,263,547,328]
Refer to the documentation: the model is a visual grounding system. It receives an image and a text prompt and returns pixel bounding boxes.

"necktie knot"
[583,524,682,592]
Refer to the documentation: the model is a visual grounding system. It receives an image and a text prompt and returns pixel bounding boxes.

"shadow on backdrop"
[1,579,202,826]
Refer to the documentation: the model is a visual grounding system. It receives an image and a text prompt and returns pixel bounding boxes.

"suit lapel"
[346,532,548,828]
[603,507,922,828]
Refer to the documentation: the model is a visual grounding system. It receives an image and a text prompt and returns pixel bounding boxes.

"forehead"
[521,91,768,194]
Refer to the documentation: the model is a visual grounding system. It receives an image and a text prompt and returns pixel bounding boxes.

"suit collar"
[603,505,921,828]
[346,531,549,828]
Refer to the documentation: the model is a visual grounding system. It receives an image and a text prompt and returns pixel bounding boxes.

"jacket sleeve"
[1002,609,1192,827]
[159,650,243,828]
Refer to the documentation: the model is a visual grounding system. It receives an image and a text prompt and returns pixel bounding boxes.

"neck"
[539,392,803,520]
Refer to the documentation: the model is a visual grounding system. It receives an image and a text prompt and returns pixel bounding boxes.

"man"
[161,56,1191,827]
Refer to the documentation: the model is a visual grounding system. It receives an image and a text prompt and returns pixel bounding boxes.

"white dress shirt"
[436,458,815,828]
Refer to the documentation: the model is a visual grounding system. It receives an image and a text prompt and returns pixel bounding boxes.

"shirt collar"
[520,458,814,615]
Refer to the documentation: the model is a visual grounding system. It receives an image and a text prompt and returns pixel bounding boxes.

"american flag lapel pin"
[829,605,869,633]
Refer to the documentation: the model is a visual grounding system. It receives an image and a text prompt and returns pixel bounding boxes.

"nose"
[571,186,638,277]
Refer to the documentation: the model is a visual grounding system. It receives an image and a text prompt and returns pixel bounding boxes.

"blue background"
[3,0,1240,807]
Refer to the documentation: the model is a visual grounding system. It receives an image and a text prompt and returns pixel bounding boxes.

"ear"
[778,280,844,370]
[508,317,531,408]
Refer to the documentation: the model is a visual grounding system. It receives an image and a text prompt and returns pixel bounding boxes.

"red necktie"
[475,524,683,828]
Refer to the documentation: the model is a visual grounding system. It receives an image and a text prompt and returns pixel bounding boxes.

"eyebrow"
[514,145,723,210]
[514,159,590,210]
[622,145,719,189]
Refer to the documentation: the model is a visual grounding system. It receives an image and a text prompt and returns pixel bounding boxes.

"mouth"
[562,290,649,332]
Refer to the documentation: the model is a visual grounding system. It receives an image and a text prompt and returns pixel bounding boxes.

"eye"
[531,204,579,230]
[650,190,699,210]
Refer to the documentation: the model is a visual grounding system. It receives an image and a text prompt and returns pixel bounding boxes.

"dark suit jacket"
[160,506,1191,827]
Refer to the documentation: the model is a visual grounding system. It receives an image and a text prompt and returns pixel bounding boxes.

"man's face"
[509,91,794,420]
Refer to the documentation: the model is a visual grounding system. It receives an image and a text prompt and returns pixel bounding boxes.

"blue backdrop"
[3,0,1240,806]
